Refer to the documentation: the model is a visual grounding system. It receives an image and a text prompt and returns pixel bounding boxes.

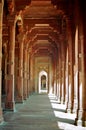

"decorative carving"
[7,0,14,15]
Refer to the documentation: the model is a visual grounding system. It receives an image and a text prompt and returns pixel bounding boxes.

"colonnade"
[54,16,86,126]
[0,1,30,113]
[0,0,86,127]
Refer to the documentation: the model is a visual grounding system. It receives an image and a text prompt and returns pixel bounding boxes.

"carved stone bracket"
[7,0,15,15]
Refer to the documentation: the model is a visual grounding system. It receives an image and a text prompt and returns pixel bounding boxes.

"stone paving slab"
[0,93,86,130]
[0,94,62,130]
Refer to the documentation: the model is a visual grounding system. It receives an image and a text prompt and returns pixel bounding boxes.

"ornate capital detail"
[7,14,16,26]
[7,0,14,15]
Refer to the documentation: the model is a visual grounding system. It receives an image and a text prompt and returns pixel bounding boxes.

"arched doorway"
[41,75,46,90]
[39,71,48,93]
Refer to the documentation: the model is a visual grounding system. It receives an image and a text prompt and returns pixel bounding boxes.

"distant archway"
[39,71,48,93]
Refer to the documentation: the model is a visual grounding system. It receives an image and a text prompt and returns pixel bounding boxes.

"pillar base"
[23,94,27,100]
[0,108,4,123]
[5,101,15,111]
[57,97,61,103]
[75,109,86,127]
[61,97,65,104]
[73,100,77,113]
[16,96,23,103]
[76,119,86,127]
[66,102,74,113]
[66,108,73,113]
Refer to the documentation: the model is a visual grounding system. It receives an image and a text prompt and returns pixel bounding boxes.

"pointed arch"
[38,70,48,93]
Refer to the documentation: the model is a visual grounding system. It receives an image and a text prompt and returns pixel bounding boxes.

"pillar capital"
[7,0,15,15]
[7,15,16,26]
[5,11,15,111]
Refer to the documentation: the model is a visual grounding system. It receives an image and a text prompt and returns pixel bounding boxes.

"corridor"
[0,0,86,127]
[0,94,86,130]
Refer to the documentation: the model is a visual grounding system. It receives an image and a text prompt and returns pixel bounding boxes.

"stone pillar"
[56,50,60,101]
[74,0,86,126]
[74,26,79,124]
[23,48,28,100]
[16,33,24,103]
[53,60,57,95]
[5,20,15,111]
[4,50,8,96]
[56,74,59,99]
[65,47,69,110]
[0,1,4,121]
[61,61,65,104]
[66,21,74,113]
[76,35,86,126]
[29,51,34,93]
[53,74,57,96]
[14,41,19,100]
[61,42,66,104]
[27,53,29,96]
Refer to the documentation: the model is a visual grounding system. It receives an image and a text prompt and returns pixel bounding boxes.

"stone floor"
[0,93,86,130]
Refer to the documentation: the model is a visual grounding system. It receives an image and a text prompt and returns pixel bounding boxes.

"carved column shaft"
[65,48,69,109]
[53,58,57,95]
[0,2,4,121]
[66,20,74,113]
[76,35,86,126]
[29,53,34,93]
[27,52,30,97]
[23,48,28,99]
[5,20,15,111]
[61,42,66,104]
[74,0,86,126]
[57,47,62,102]
[16,33,24,103]
[74,26,79,124]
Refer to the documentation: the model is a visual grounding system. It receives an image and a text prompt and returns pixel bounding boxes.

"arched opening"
[39,71,48,93]
[41,75,46,90]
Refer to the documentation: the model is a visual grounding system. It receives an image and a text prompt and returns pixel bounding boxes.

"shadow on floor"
[48,94,86,130]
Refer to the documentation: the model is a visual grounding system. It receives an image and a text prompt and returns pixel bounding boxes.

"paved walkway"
[0,94,86,130]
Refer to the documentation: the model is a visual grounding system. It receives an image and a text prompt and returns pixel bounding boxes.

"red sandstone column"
[61,42,66,104]
[56,54,59,99]
[23,48,28,100]
[16,33,24,103]
[74,26,79,124]
[56,52,60,101]
[74,0,86,126]
[53,59,57,95]
[66,20,74,113]
[57,48,62,103]
[29,51,34,93]
[61,61,66,104]
[27,52,30,97]
[0,2,4,121]
[65,48,69,110]
[56,75,59,99]
[5,20,15,111]
[76,35,86,126]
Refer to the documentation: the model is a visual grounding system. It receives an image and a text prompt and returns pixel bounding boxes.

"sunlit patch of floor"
[58,122,86,130]
[1,93,86,130]
[48,94,86,130]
